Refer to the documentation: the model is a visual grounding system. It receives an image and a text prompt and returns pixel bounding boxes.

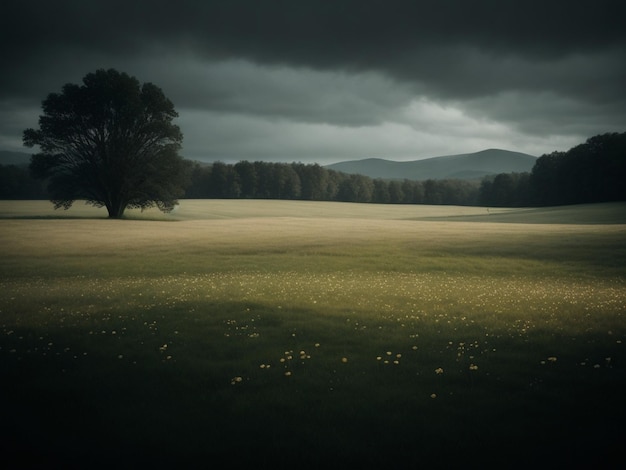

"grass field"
[1,200,625,468]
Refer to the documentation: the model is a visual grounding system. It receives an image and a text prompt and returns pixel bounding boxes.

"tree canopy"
[185,160,480,205]
[529,132,626,205]
[23,69,190,218]
[478,131,626,207]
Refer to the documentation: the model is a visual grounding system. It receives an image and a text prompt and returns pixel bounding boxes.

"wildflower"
[435,367,444,374]
[547,356,557,362]
[469,364,478,371]
[341,357,348,363]
[430,393,437,399]
[284,371,292,377]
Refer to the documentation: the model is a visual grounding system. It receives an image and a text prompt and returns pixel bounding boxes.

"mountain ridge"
[2,148,539,181]
[325,149,537,181]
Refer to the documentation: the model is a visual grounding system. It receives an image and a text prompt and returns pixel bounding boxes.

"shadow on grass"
[412,202,626,225]
[0,214,180,222]
[1,303,625,469]
[0,214,109,220]
[0,200,182,221]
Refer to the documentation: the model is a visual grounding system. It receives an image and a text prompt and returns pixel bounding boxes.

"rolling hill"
[325,149,538,180]
[0,150,32,167]
[4,148,538,181]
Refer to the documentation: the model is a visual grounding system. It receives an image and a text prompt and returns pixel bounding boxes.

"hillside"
[0,150,31,167]
[325,149,537,180]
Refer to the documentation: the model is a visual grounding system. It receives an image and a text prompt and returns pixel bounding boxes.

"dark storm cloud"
[4,0,625,99]
[2,0,625,160]
[137,58,413,126]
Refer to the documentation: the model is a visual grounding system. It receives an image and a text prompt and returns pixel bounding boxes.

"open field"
[1,200,625,468]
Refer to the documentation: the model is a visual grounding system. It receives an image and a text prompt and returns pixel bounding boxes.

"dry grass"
[3,199,625,223]
[1,199,625,279]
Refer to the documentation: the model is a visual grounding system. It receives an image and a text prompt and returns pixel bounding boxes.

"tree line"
[1,158,482,205]
[185,160,480,205]
[10,69,624,216]
[3,131,624,208]
[0,163,48,199]
[479,132,626,207]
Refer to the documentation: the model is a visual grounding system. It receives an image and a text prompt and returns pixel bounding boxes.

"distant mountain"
[0,150,31,167]
[325,149,537,181]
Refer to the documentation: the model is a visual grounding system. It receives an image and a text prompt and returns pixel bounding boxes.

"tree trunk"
[106,198,127,218]
[107,207,125,218]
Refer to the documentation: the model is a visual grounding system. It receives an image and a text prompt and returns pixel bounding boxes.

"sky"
[1,0,625,164]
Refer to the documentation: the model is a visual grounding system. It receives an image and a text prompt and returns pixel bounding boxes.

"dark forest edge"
[2,131,624,207]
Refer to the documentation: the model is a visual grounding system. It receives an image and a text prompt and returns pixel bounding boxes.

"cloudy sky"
[2,0,625,164]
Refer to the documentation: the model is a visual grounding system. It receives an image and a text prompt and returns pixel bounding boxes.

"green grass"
[1,200,625,468]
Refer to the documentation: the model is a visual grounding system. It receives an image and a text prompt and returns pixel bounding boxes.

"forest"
[184,160,480,205]
[480,132,626,207]
[1,132,624,207]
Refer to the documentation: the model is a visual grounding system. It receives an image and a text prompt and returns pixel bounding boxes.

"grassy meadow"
[1,199,625,468]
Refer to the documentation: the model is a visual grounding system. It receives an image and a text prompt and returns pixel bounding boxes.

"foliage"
[0,164,48,199]
[11,125,625,209]
[529,132,626,205]
[481,132,626,207]
[185,160,481,205]
[23,69,190,218]
[479,172,531,207]
[185,131,626,208]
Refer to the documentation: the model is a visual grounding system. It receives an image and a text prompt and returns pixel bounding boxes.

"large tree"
[23,69,190,218]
